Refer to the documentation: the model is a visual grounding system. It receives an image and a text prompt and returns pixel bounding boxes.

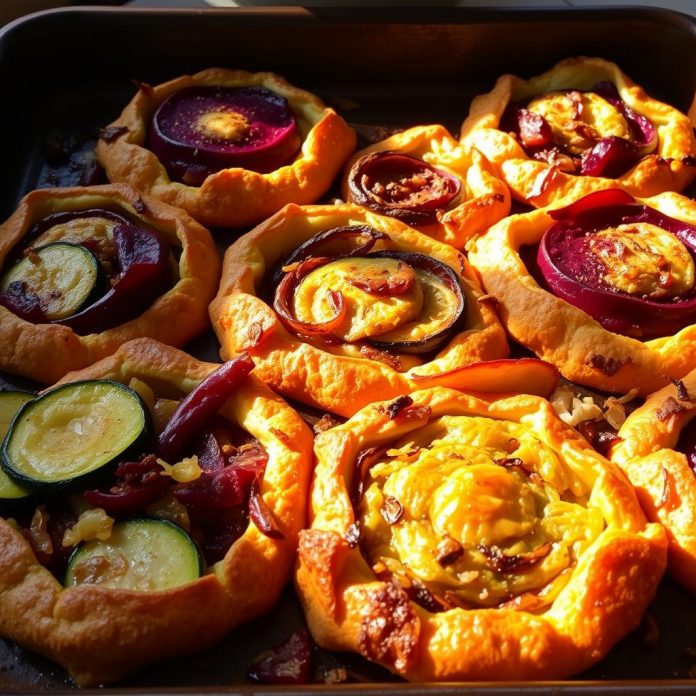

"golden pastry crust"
[461,57,696,206]
[468,189,696,395]
[611,371,696,592]
[0,338,313,686]
[341,125,510,249]
[209,202,565,418]
[96,68,357,229]
[296,387,666,680]
[0,184,220,384]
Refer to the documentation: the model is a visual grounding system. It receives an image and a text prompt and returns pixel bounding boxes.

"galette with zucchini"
[0,339,313,686]
[0,184,219,384]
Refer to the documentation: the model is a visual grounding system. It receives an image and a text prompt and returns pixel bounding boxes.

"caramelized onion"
[149,85,301,185]
[502,81,657,179]
[347,151,462,225]
[537,191,696,337]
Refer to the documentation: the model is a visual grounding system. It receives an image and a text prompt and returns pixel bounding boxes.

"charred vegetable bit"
[501,81,657,178]
[537,190,696,337]
[247,630,313,685]
[149,85,301,185]
[347,151,461,225]
[157,354,255,462]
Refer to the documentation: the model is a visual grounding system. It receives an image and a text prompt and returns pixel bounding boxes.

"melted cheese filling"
[359,416,604,608]
[527,91,630,155]
[34,217,118,262]
[589,223,694,299]
[293,257,425,342]
[196,110,250,142]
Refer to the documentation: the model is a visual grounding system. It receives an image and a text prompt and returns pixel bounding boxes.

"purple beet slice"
[347,151,461,225]
[537,191,696,337]
[149,85,302,185]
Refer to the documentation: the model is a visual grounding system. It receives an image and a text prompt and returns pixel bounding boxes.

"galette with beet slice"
[469,187,696,396]
[97,68,356,229]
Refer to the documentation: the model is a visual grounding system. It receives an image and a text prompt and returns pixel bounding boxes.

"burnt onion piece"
[537,190,696,337]
[273,249,466,354]
[502,82,657,179]
[149,85,302,186]
[347,151,462,225]
[676,417,696,474]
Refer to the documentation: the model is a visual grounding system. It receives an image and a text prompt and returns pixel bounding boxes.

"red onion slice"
[274,256,347,338]
[149,86,301,185]
[347,151,462,225]
[271,224,388,288]
[538,192,696,337]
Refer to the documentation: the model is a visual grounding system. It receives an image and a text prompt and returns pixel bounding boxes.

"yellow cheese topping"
[590,223,694,299]
[527,91,630,155]
[196,110,249,142]
[292,256,460,345]
[293,257,424,342]
[359,416,604,608]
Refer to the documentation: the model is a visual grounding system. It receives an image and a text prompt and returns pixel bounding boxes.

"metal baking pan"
[1,5,696,692]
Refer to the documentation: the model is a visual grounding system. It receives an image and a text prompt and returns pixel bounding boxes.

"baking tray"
[1,5,696,692]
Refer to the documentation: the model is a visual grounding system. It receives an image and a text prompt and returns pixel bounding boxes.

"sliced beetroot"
[247,630,313,685]
[157,354,255,462]
[54,223,172,335]
[538,191,696,337]
[149,85,301,185]
[347,151,461,225]
[501,81,657,179]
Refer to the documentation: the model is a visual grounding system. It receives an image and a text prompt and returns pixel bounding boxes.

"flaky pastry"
[0,184,219,384]
[0,339,313,686]
[611,371,696,592]
[97,68,356,228]
[468,188,696,395]
[296,387,666,680]
[461,57,696,207]
[342,125,509,248]
[210,202,562,417]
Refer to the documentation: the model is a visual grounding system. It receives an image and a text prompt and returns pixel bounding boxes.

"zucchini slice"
[0,242,102,320]
[0,391,34,502]
[2,380,149,493]
[64,518,202,590]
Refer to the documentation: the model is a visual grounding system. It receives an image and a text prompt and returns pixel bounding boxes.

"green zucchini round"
[0,391,35,503]
[0,242,102,320]
[64,518,203,590]
[1,380,149,493]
